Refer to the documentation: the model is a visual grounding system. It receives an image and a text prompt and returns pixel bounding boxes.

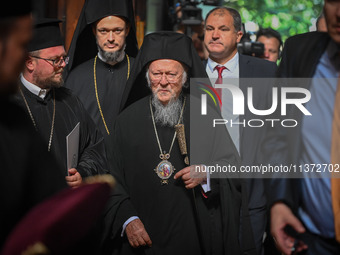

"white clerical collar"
[207,52,239,74]
[20,74,50,99]
[97,51,107,63]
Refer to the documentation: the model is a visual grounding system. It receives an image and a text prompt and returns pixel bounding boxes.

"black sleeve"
[75,95,109,177]
[101,120,138,241]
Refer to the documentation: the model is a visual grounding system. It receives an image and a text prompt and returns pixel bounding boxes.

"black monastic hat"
[27,18,63,52]
[120,31,208,111]
[65,0,138,75]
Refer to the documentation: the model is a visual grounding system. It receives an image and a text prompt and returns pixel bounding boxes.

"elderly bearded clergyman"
[102,32,256,255]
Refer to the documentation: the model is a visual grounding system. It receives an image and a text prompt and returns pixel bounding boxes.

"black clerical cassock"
[65,55,133,157]
[15,83,107,177]
[102,32,257,255]
[65,0,138,167]
[15,18,108,178]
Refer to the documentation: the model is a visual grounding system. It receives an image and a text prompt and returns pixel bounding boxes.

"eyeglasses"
[149,72,183,84]
[31,55,69,67]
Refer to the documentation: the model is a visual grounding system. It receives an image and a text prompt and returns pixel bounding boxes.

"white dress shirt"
[20,74,50,99]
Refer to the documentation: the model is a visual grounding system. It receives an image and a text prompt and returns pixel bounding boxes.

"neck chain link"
[94,54,130,135]
[149,96,186,160]
[20,87,56,152]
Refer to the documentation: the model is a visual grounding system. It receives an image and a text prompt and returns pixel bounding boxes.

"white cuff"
[200,169,211,193]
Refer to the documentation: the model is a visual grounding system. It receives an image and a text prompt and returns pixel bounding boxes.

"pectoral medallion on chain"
[154,152,175,185]
[150,96,186,185]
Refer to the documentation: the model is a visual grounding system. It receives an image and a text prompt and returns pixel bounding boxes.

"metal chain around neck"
[20,87,56,152]
[149,96,186,158]
[93,54,130,135]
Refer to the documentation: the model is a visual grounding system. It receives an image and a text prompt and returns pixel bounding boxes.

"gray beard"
[152,93,183,127]
[97,44,126,65]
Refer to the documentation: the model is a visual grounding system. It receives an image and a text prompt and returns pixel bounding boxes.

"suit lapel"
[299,33,330,78]
[202,59,208,68]
[238,54,250,155]
[239,54,251,78]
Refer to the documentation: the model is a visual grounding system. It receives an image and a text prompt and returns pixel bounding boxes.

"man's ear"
[236,31,243,43]
[25,56,35,72]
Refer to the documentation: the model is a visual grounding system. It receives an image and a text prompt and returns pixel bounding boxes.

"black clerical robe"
[103,95,245,255]
[14,84,108,177]
[0,98,67,249]
[65,55,135,169]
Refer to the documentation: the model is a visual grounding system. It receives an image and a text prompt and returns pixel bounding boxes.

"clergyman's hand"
[65,168,82,188]
[174,165,206,189]
[271,202,308,255]
[126,218,152,248]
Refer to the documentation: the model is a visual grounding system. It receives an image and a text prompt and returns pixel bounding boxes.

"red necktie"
[214,66,226,105]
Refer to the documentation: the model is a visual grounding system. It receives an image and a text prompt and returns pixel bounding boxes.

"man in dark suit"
[267,0,340,254]
[203,6,277,255]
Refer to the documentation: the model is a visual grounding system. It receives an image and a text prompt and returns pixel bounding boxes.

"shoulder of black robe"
[65,0,138,78]
[57,87,110,176]
[66,54,135,86]
[0,97,67,249]
[14,84,109,177]
[64,58,95,88]
[120,31,208,111]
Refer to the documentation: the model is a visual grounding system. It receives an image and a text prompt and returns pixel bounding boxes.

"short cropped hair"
[256,27,283,48]
[204,6,242,32]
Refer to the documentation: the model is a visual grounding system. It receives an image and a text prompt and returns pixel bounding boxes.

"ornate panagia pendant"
[154,154,175,185]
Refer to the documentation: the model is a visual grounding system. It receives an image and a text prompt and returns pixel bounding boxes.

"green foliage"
[223,0,324,42]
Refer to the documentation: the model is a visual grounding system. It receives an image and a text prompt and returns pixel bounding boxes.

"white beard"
[151,93,183,127]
